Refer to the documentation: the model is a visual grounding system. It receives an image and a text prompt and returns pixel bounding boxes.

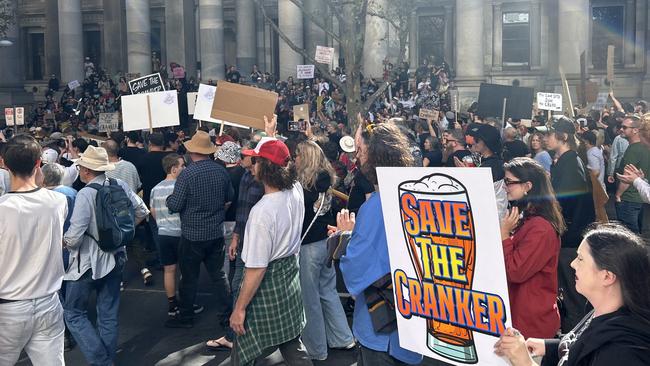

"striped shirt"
[150,180,181,237]
[106,160,141,193]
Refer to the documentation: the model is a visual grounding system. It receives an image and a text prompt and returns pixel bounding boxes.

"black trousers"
[177,236,231,319]
[357,345,408,366]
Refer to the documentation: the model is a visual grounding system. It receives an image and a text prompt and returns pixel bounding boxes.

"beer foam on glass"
[399,173,477,363]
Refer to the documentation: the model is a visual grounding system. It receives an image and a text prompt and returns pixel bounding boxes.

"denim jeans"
[299,238,354,359]
[615,200,644,234]
[178,237,231,319]
[0,293,64,366]
[63,253,125,366]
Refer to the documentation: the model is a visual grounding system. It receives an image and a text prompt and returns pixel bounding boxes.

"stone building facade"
[2,0,650,108]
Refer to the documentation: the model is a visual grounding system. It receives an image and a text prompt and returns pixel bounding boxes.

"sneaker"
[332,341,356,350]
[141,268,154,286]
[164,315,193,329]
[193,304,204,314]
[168,304,203,316]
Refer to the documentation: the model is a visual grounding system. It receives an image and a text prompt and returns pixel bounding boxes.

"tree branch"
[322,0,343,23]
[286,0,341,43]
[366,10,401,31]
[254,0,344,91]
[362,82,390,112]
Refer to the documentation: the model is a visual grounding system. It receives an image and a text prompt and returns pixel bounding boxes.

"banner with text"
[128,73,166,95]
[98,112,120,132]
[377,167,512,366]
[315,46,334,64]
[297,65,315,79]
[121,91,179,131]
[536,92,563,112]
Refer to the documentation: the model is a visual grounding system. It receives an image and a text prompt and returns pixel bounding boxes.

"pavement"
[17,251,450,366]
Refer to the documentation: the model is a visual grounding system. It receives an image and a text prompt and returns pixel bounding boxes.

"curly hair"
[256,157,297,191]
[361,123,415,186]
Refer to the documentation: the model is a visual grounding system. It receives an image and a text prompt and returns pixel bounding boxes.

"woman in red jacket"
[500,157,566,338]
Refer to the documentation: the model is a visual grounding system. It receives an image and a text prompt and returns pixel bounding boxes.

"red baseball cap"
[241,138,291,167]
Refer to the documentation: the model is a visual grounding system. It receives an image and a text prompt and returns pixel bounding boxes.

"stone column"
[303,0,326,62]
[236,0,256,75]
[362,0,388,78]
[165,0,197,78]
[558,0,589,75]
[530,0,542,69]
[278,0,304,80]
[58,0,84,83]
[643,2,650,99]
[104,0,127,74]
[491,3,503,71]
[199,0,225,80]
[408,11,417,68]
[45,0,61,78]
[623,0,635,67]
[126,0,151,75]
[443,5,453,64]
[456,0,484,80]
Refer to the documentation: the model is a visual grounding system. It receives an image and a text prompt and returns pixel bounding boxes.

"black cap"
[552,118,576,135]
[467,124,502,154]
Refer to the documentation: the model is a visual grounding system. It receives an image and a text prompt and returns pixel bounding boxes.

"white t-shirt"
[0,188,67,300]
[241,182,305,268]
[587,146,605,189]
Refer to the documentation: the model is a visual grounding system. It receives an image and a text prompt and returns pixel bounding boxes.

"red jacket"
[502,215,561,338]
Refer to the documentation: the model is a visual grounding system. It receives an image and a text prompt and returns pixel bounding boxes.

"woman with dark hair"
[335,121,422,365]
[495,222,650,366]
[500,157,566,338]
[422,135,443,167]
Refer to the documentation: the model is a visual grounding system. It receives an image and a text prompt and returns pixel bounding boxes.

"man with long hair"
[230,117,312,365]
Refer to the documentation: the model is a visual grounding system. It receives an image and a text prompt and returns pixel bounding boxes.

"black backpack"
[86,178,136,252]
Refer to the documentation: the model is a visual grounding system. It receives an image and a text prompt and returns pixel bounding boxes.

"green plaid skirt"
[235,255,305,365]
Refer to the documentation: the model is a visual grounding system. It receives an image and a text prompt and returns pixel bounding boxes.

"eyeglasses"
[504,179,526,186]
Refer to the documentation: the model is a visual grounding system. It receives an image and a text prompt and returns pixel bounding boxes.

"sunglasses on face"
[504,178,526,186]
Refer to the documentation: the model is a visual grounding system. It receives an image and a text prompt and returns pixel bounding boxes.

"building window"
[502,12,530,66]
[591,5,624,69]
[418,15,445,65]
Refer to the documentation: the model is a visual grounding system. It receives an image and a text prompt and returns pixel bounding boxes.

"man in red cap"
[230,120,312,365]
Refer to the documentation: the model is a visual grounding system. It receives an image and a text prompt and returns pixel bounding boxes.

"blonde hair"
[295,140,337,190]
[640,113,650,142]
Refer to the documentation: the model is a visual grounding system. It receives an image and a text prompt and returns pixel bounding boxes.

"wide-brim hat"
[76,145,115,171]
[184,130,217,154]
[339,135,355,153]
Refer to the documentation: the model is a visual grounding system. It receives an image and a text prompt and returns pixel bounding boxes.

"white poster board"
[4,108,14,126]
[194,84,247,128]
[68,80,81,90]
[537,92,563,112]
[187,92,198,115]
[15,107,24,126]
[315,45,334,64]
[98,112,120,132]
[377,168,512,366]
[592,92,609,111]
[297,65,315,79]
[121,91,180,131]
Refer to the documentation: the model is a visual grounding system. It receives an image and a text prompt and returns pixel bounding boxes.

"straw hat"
[76,145,115,171]
[339,135,355,153]
[184,130,217,154]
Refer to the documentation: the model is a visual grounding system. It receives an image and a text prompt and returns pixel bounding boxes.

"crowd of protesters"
[1,55,650,366]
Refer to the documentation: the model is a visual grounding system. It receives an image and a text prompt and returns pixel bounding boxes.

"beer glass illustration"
[399,174,477,363]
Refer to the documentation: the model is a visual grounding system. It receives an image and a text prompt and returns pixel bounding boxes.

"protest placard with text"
[536,92,563,112]
[121,91,179,131]
[315,46,335,64]
[4,108,14,126]
[377,167,512,366]
[419,108,438,121]
[128,73,166,95]
[297,65,315,79]
[98,112,120,132]
[15,107,24,126]
[68,80,81,90]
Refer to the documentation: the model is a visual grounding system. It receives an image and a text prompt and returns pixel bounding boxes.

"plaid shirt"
[233,170,264,242]
[235,255,305,365]
[166,159,233,241]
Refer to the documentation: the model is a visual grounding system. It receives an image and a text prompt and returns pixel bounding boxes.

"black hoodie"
[543,308,650,366]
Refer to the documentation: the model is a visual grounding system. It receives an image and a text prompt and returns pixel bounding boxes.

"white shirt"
[633,177,650,204]
[106,160,141,193]
[242,182,305,268]
[0,188,67,300]
[587,146,606,190]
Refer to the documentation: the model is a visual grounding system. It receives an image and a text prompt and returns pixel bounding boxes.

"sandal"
[205,337,233,351]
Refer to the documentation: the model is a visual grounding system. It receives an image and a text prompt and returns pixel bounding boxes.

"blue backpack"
[86,178,136,252]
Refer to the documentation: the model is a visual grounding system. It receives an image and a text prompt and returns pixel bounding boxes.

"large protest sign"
[297,65,315,79]
[98,113,120,132]
[537,92,563,112]
[211,81,278,130]
[419,109,438,121]
[187,92,198,115]
[15,107,24,125]
[592,92,609,111]
[194,84,247,128]
[4,108,14,126]
[377,167,512,366]
[315,45,334,64]
[121,91,179,131]
[293,104,310,122]
[477,83,534,120]
[128,73,166,94]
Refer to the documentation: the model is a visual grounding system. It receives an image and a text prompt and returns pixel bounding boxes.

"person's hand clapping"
[327,209,356,235]
[264,114,277,138]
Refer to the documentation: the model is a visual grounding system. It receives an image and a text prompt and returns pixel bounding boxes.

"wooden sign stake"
[219,121,225,136]
[146,95,153,133]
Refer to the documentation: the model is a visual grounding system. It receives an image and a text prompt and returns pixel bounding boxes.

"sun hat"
[184,130,217,155]
[76,145,115,171]
[339,135,355,153]
[216,141,242,164]
[241,138,290,167]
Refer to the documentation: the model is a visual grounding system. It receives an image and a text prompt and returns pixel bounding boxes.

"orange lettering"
[400,193,420,236]
[487,294,506,335]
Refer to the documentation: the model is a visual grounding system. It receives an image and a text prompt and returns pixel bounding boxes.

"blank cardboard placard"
[293,104,310,122]
[211,81,278,130]
[194,84,248,128]
[121,91,180,131]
